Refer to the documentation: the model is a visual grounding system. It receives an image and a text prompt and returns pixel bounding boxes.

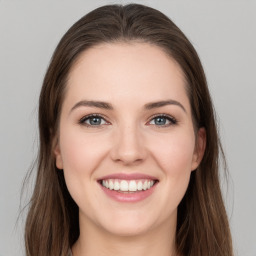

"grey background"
[0,0,255,255]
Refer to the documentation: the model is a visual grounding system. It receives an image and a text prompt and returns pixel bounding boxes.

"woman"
[24,4,233,256]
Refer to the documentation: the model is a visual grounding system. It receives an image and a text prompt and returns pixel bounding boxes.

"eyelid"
[146,113,177,126]
[78,113,177,127]
[79,113,111,126]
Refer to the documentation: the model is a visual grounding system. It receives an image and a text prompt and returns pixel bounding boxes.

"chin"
[103,221,152,237]
[95,208,169,238]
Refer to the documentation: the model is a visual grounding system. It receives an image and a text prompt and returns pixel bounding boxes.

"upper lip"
[98,173,159,181]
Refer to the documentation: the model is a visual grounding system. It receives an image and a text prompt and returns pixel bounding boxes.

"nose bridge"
[111,120,146,164]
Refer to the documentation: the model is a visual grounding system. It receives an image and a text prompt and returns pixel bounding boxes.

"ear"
[191,127,206,171]
[53,137,63,170]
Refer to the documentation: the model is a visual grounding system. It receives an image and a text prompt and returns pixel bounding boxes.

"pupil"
[90,117,101,125]
[156,117,166,125]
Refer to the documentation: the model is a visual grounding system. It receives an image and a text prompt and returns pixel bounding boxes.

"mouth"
[97,173,159,202]
[99,179,158,193]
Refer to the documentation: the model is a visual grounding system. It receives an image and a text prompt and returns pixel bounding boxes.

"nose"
[110,124,147,165]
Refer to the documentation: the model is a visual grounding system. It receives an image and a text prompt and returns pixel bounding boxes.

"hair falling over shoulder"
[23,4,234,256]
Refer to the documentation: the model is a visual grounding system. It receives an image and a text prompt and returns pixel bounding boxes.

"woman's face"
[55,42,205,236]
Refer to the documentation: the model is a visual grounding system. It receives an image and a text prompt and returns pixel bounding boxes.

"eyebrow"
[70,99,186,113]
[70,100,114,113]
[144,100,186,113]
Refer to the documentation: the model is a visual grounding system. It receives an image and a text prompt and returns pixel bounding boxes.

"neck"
[72,213,177,256]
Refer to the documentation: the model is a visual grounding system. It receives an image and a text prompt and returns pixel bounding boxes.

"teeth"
[143,181,148,190]
[101,179,155,192]
[120,180,128,191]
[109,180,114,190]
[137,181,143,191]
[114,181,120,190]
[129,180,137,192]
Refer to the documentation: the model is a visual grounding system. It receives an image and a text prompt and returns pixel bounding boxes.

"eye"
[79,114,109,127]
[148,115,177,127]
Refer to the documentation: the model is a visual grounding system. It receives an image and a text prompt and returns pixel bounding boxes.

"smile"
[98,173,159,202]
[101,179,156,192]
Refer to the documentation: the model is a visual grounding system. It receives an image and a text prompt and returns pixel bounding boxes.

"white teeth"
[120,180,129,191]
[143,181,148,190]
[129,180,137,192]
[101,179,155,192]
[114,181,120,190]
[109,180,114,190]
[137,181,143,191]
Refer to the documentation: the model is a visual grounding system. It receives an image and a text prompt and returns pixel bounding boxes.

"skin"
[54,42,206,256]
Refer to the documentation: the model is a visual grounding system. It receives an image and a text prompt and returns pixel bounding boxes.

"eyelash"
[79,113,177,128]
[147,114,177,128]
[79,114,109,127]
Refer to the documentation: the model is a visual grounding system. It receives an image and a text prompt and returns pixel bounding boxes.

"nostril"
[111,151,146,165]
[110,132,147,164]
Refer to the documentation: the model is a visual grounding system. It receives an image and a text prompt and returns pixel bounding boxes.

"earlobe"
[191,127,206,171]
[53,139,63,170]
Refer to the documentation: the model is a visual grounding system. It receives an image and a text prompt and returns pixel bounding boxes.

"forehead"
[65,42,188,108]
[70,41,185,80]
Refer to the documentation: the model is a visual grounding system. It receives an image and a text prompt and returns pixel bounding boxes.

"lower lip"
[99,183,157,203]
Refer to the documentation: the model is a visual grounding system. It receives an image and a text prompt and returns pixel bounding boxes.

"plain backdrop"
[0,1,255,255]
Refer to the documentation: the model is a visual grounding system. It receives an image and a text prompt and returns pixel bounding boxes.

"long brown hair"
[24,4,233,256]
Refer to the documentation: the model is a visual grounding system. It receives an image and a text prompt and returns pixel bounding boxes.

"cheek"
[149,131,196,175]
[157,133,194,202]
[149,130,194,203]
[60,127,105,170]
[58,127,111,195]
[58,128,109,206]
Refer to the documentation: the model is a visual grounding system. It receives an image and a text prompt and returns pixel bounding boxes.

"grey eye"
[148,115,176,126]
[81,115,108,126]
[89,117,102,125]
[153,117,168,125]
